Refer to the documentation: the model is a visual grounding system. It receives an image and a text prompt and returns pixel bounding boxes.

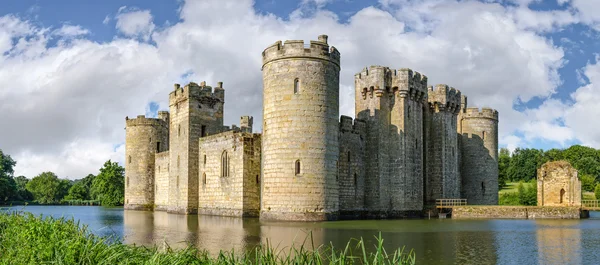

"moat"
[4,206,600,264]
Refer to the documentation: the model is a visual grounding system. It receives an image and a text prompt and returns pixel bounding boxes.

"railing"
[436,199,467,208]
[582,200,600,208]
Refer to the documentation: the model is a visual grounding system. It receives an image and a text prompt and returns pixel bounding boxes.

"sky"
[1,0,600,179]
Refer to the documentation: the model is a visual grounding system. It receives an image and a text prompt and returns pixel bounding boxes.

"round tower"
[459,107,499,205]
[125,115,169,210]
[261,34,341,221]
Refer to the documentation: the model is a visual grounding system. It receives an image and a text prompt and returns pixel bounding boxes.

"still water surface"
[4,206,600,264]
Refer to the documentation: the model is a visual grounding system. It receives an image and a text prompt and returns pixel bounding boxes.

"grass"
[0,212,415,265]
[499,182,533,195]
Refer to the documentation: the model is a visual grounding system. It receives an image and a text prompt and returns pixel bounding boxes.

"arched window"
[221,151,229,177]
[481,182,485,194]
[202,173,207,185]
[294,78,300,94]
[560,188,566,204]
[482,131,486,140]
[295,160,301,175]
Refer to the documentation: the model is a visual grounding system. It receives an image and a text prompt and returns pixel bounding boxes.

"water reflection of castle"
[123,210,590,264]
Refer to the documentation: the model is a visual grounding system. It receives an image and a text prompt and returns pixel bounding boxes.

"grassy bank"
[0,212,415,265]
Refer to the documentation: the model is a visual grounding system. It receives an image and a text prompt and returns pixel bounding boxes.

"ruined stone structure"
[124,34,500,221]
[537,161,581,207]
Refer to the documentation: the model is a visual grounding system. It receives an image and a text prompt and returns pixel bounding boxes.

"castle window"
[221,151,229,177]
[201,125,207,137]
[482,131,486,140]
[177,175,179,189]
[295,160,301,176]
[408,106,411,116]
[294,78,300,94]
[348,151,351,162]
[128,156,131,164]
[149,137,152,143]
[481,182,485,194]
[178,124,181,137]
[158,166,160,173]
[203,154,207,165]
[256,175,260,184]
[126,177,129,186]
[354,173,357,187]
[202,173,207,186]
[177,155,180,169]
[156,142,160,153]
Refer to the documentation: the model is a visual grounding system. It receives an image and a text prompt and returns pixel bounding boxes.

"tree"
[595,184,600,200]
[507,148,542,182]
[13,176,33,201]
[517,179,537,206]
[581,174,597,192]
[498,148,511,189]
[91,160,124,206]
[64,174,95,201]
[574,157,600,178]
[0,149,17,202]
[26,172,71,204]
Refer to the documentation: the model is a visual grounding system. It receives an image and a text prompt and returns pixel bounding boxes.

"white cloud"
[0,0,587,178]
[115,6,155,41]
[103,15,111,25]
[54,24,89,37]
[564,56,600,147]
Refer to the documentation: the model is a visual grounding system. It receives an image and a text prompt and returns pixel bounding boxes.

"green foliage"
[13,175,33,200]
[0,212,416,265]
[507,148,542,182]
[595,184,600,200]
[65,174,96,201]
[92,160,125,206]
[517,180,537,206]
[498,192,520,205]
[498,148,510,189]
[25,172,72,204]
[0,149,17,202]
[580,174,597,192]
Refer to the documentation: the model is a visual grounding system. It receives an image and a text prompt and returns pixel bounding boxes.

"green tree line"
[499,145,600,205]
[0,149,124,206]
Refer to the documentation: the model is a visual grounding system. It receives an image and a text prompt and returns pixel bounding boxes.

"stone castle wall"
[124,115,168,210]
[338,116,366,215]
[260,35,341,221]
[154,151,170,210]
[458,106,499,205]
[537,161,581,207]
[198,131,261,217]
[426,85,461,203]
[124,33,501,220]
[167,82,225,214]
[354,66,427,217]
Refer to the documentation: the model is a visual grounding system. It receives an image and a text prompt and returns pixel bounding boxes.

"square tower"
[167,81,225,214]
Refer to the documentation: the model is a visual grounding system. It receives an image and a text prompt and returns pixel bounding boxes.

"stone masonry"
[124,34,500,220]
[537,161,581,207]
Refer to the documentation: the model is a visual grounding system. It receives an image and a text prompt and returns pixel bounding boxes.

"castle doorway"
[560,188,566,204]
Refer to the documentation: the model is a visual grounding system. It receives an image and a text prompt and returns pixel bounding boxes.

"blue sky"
[1,0,600,178]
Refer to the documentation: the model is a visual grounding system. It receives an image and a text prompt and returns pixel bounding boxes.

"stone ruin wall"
[124,115,168,210]
[198,131,261,217]
[426,85,461,203]
[338,116,366,215]
[537,161,581,207]
[458,106,499,205]
[260,35,340,221]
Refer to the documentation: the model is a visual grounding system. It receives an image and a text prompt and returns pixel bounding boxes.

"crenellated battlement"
[427,84,462,113]
[340,115,366,136]
[169,81,224,107]
[462,107,499,120]
[262,34,340,69]
[355,66,427,102]
[125,115,168,127]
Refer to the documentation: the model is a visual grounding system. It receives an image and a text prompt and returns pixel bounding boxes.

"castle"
[124,34,499,221]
